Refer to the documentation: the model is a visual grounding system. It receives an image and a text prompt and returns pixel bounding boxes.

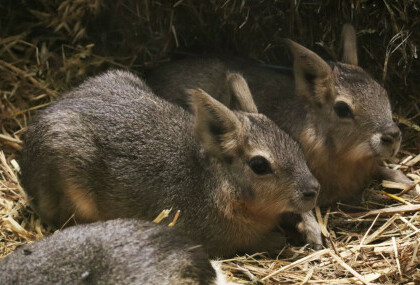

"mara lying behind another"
[146,24,415,248]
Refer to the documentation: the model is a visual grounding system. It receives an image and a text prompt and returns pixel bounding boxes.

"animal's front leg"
[297,211,323,250]
[376,166,418,197]
[377,166,413,185]
[279,211,323,250]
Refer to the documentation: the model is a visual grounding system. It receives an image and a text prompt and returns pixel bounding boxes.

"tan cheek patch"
[215,179,287,228]
[242,181,293,221]
[342,142,373,162]
[241,200,280,226]
[299,127,377,199]
[64,181,101,222]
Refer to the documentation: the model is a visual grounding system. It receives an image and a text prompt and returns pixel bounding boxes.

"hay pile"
[1,0,419,283]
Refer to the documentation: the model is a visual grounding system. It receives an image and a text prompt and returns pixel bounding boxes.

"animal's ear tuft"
[225,72,258,113]
[188,88,243,158]
[341,23,358,66]
[283,39,334,104]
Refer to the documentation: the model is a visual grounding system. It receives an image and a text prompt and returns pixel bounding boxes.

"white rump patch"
[211,260,238,285]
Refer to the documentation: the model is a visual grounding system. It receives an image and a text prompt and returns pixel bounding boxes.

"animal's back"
[147,58,229,109]
[20,70,205,226]
[0,219,218,285]
[147,58,302,137]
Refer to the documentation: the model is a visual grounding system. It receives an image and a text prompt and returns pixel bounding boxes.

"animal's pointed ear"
[283,39,334,104]
[188,88,243,157]
[225,72,258,113]
[341,23,358,66]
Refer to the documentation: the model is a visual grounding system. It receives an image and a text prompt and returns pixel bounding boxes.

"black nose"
[302,179,320,200]
[381,126,401,145]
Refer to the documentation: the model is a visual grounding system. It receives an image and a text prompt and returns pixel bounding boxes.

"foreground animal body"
[21,70,319,257]
[0,219,227,285]
[146,24,411,207]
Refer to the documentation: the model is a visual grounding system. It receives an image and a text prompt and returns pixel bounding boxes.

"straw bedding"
[0,1,419,283]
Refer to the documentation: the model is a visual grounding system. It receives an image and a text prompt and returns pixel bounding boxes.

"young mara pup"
[21,70,319,257]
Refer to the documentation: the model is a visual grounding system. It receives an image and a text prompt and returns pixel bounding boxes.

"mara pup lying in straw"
[21,70,319,257]
[146,24,413,248]
[0,219,230,285]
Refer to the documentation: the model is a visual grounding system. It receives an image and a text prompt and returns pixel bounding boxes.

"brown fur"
[35,187,61,225]
[64,181,101,222]
[300,127,377,204]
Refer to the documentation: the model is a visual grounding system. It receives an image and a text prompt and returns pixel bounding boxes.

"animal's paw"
[378,167,418,198]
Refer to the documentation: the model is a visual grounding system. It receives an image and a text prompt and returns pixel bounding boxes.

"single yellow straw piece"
[380,191,411,205]
[168,210,181,227]
[153,209,172,223]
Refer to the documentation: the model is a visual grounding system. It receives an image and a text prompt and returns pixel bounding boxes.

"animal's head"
[188,73,319,217]
[286,24,401,161]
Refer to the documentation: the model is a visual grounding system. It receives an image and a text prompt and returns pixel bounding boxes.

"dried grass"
[0,0,419,283]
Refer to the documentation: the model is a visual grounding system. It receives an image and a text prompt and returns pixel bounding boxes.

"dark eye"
[334,101,353,119]
[248,156,272,175]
